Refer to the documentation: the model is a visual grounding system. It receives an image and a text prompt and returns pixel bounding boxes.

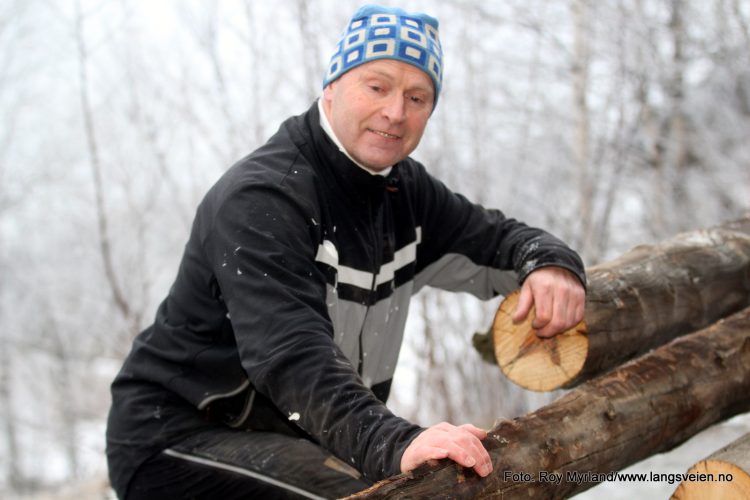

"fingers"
[437,424,493,477]
[459,423,488,440]
[401,422,493,478]
[511,281,533,323]
[515,267,586,338]
[440,438,480,469]
[533,283,563,338]
[574,296,585,325]
[534,281,582,338]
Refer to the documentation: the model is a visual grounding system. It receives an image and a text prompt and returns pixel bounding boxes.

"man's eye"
[369,85,382,92]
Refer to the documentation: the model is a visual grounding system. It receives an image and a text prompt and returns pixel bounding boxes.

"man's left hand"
[511,267,585,338]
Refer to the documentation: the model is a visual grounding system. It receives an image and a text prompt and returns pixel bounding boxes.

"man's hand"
[512,267,585,338]
[400,422,492,477]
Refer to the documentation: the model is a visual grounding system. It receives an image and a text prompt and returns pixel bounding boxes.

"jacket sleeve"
[411,164,586,297]
[203,179,422,481]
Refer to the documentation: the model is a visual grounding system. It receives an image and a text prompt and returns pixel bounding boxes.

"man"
[106,5,586,499]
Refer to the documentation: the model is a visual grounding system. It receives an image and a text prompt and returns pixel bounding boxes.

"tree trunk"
[671,432,750,499]
[475,216,750,390]
[0,339,25,492]
[571,0,596,262]
[349,307,750,499]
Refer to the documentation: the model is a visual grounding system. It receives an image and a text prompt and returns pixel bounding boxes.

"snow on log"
[349,307,750,499]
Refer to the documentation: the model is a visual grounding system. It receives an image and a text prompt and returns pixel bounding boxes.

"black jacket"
[106,101,586,496]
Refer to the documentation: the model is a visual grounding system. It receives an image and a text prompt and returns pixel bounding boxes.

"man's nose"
[381,93,406,122]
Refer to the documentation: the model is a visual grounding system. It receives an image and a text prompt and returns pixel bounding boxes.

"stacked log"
[348,307,750,499]
[348,217,750,499]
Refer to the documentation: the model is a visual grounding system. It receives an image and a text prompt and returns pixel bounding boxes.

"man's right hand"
[400,422,493,477]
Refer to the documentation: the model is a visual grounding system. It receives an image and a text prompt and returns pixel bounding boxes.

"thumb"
[512,285,533,323]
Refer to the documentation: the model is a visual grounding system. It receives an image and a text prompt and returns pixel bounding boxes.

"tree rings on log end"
[671,460,750,500]
[492,290,588,392]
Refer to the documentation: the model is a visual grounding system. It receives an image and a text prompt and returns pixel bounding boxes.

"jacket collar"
[293,101,399,204]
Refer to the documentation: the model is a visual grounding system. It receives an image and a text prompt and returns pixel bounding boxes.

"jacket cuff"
[384,426,426,478]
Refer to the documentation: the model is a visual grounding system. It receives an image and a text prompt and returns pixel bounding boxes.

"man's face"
[322,59,434,171]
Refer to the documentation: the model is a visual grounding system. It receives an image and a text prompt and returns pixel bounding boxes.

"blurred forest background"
[1,0,749,497]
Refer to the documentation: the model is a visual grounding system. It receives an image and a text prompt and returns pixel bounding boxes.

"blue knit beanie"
[322,4,443,105]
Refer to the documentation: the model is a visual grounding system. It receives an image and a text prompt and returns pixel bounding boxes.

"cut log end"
[492,290,588,391]
[672,432,750,500]
[671,460,750,500]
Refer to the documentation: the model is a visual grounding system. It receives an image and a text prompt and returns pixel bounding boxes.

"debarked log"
[348,307,750,499]
[474,216,750,391]
[671,432,750,499]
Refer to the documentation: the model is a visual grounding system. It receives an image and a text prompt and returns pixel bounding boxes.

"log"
[474,216,750,390]
[671,432,750,500]
[492,290,588,391]
[348,307,750,499]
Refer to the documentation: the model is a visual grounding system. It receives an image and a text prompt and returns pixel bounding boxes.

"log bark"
[474,216,750,390]
[671,432,750,499]
[348,307,750,499]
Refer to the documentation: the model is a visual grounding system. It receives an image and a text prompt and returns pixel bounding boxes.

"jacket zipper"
[357,196,382,379]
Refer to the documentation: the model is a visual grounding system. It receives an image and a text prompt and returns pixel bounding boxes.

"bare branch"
[75,0,133,323]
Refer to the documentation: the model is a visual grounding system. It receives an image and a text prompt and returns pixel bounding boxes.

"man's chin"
[356,151,405,172]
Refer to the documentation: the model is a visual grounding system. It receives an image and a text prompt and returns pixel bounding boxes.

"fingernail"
[466,457,476,467]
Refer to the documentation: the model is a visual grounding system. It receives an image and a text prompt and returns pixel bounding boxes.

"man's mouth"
[369,129,400,139]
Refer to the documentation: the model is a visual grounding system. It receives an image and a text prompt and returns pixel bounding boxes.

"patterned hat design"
[323,5,443,105]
